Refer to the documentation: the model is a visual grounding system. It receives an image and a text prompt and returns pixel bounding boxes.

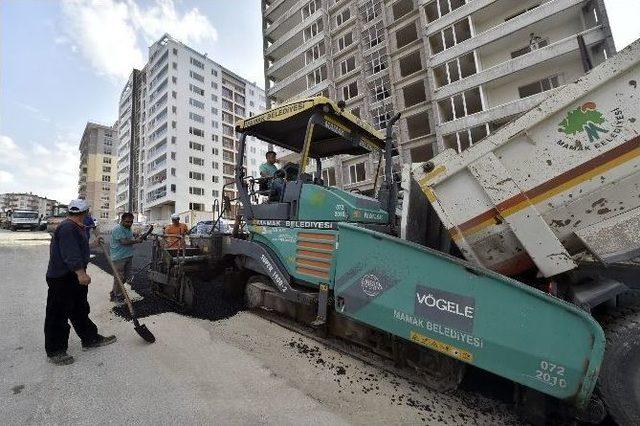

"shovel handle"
[92,228,137,318]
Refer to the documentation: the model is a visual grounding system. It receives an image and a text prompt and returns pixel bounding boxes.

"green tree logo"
[558,102,608,143]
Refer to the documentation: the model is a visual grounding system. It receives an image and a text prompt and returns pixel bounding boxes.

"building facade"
[0,192,60,217]
[262,0,614,194]
[78,122,118,220]
[116,34,268,222]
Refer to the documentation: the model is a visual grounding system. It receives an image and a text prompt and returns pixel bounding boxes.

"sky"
[0,0,639,203]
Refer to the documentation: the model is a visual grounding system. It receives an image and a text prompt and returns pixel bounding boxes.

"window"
[348,162,366,183]
[212,120,219,128]
[212,161,219,169]
[222,137,234,149]
[102,183,110,191]
[189,112,204,123]
[222,99,233,111]
[190,57,204,69]
[222,111,234,124]
[234,105,245,116]
[222,124,234,137]
[212,135,219,143]
[189,127,204,137]
[102,166,111,173]
[340,56,356,75]
[102,175,111,182]
[367,23,385,49]
[223,164,235,175]
[337,32,353,51]
[322,167,337,186]
[212,175,219,183]
[305,43,325,65]
[189,98,204,109]
[189,70,204,82]
[222,86,233,99]
[368,50,387,74]
[189,84,204,96]
[336,8,350,27]
[189,171,204,180]
[211,107,219,115]
[212,190,219,198]
[171,168,176,176]
[189,156,204,166]
[172,62,177,69]
[429,17,471,54]
[342,81,358,100]
[425,0,466,22]
[223,150,235,162]
[302,0,320,19]
[303,20,323,42]
[189,141,205,151]
[212,69,218,76]
[518,75,561,98]
[234,93,245,105]
[103,157,111,164]
[189,202,205,211]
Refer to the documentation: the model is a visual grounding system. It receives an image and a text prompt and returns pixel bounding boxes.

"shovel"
[94,228,155,344]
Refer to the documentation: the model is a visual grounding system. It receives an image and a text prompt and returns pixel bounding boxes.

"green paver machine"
[150,91,637,423]
[222,97,610,419]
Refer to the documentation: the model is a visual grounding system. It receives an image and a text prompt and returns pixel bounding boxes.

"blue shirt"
[46,219,90,278]
[110,224,134,261]
[83,215,95,240]
[259,162,278,177]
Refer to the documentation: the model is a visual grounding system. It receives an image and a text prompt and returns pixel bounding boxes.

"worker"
[109,212,143,303]
[163,213,189,249]
[259,150,279,178]
[259,151,285,200]
[44,199,116,366]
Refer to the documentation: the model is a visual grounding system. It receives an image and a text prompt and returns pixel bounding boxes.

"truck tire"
[597,292,640,426]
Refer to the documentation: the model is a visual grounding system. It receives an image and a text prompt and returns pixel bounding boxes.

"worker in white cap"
[163,213,188,249]
[44,199,116,365]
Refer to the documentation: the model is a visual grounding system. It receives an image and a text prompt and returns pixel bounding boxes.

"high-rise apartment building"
[262,0,614,194]
[78,122,118,220]
[116,34,268,222]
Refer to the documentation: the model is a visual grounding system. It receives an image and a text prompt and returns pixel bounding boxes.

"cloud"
[0,171,14,184]
[0,134,80,203]
[59,0,218,82]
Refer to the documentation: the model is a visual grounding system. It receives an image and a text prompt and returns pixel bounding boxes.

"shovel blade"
[135,324,156,343]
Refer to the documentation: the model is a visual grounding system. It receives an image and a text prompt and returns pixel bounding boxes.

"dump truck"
[7,209,40,231]
[148,40,639,425]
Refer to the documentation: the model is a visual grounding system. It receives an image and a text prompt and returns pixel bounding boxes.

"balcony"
[433,26,607,101]
[268,56,327,97]
[429,0,583,67]
[265,8,324,57]
[437,88,556,135]
[267,31,325,78]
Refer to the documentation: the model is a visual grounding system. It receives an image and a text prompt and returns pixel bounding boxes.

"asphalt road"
[0,229,522,425]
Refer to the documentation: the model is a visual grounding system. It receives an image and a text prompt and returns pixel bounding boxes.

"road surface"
[0,230,520,425]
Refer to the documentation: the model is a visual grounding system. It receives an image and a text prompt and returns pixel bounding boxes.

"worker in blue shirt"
[45,199,116,366]
[109,212,143,302]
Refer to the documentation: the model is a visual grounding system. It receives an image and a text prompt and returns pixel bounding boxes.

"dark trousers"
[44,271,99,356]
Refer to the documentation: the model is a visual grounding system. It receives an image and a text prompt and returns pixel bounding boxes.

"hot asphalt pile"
[90,241,245,321]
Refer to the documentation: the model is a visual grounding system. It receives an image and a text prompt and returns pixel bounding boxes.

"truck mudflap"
[333,223,605,406]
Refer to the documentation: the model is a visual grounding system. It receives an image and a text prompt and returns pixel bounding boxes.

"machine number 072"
[535,360,567,388]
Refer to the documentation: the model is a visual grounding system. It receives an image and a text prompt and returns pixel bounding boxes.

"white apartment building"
[116,34,268,222]
[262,0,614,194]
